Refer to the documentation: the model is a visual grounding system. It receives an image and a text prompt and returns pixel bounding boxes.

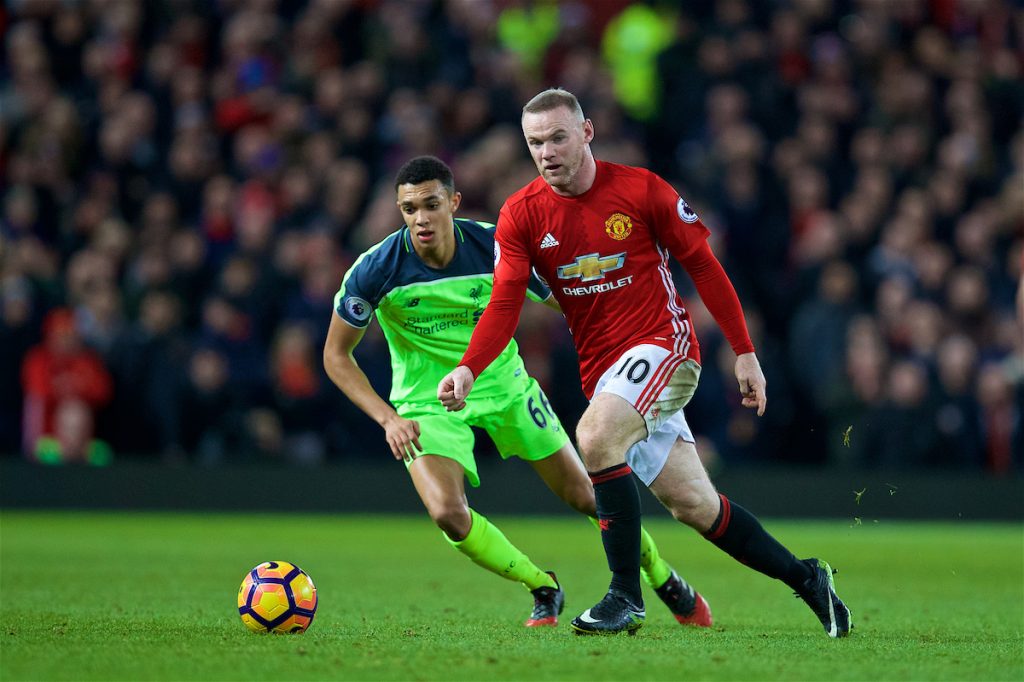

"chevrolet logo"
[556,252,626,282]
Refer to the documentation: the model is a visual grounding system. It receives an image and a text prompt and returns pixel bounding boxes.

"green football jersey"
[334,219,550,406]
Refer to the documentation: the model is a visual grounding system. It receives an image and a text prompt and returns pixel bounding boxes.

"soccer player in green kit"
[323,156,711,628]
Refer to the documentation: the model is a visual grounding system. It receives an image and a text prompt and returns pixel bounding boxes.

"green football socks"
[639,525,673,588]
[445,508,556,591]
[588,516,672,589]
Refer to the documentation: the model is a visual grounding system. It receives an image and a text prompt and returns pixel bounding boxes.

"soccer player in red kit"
[438,88,852,637]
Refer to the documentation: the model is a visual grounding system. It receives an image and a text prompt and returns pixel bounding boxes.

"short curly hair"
[394,156,455,195]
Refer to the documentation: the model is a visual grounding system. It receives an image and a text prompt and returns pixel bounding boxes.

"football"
[237,561,318,634]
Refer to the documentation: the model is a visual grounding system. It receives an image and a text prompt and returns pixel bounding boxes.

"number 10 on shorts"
[594,344,693,427]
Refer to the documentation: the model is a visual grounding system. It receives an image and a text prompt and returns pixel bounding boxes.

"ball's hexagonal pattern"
[237,561,317,634]
[288,571,317,612]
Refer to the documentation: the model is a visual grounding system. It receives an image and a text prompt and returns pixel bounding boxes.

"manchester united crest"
[605,212,633,240]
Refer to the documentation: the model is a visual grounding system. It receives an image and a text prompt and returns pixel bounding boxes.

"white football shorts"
[592,343,701,486]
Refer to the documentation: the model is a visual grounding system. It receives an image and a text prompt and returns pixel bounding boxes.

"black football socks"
[703,493,813,590]
[590,463,643,606]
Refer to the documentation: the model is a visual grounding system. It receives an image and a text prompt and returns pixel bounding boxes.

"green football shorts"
[396,377,570,487]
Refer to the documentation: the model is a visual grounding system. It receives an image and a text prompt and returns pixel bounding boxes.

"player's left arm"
[680,242,765,416]
[526,266,561,312]
[540,294,562,312]
[647,173,766,416]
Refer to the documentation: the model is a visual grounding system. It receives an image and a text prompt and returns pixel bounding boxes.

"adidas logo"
[540,233,559,249]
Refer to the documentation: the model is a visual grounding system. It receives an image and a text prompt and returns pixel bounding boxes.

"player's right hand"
[382,414,423,462]
[735,352,767,416]
[437,366,474,412]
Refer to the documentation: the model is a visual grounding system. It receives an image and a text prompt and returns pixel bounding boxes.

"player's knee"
[667,484,718,529]
[428,502,471,540]
[575,425,618,469]
[576,400,644,470]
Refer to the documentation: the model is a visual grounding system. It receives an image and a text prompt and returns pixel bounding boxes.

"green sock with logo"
[445,508,555,591]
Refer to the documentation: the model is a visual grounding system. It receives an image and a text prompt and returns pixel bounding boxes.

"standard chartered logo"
[403,309,474,335]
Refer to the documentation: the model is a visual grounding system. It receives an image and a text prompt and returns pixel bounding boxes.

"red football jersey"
[489,161,717,396]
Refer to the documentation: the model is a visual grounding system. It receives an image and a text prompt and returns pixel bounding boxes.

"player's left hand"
[437,366,474,412]
[735,352,767,416]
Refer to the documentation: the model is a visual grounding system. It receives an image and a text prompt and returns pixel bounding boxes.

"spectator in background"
[497,1,561,76]
[175,345,240,464]
[0,276,38,453]
[197,294,266,394]
[976,363,1022,475]
[788,261,861,407]
[862,360,940,469]
[20,308,113,463]
[601,1,676,121]
[268,322,332,465]
[824,316,888,468]
[934,334,983,468]
[106,289,190,457]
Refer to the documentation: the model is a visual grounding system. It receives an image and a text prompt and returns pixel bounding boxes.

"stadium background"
[1,0,1022,515]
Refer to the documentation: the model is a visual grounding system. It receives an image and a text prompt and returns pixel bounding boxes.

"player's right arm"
[323,310,423,462]
[438,207,532,410]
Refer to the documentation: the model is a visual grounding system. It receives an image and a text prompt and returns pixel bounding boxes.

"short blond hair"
[522,88,585,122]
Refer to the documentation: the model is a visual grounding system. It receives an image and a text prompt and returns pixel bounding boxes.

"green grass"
[1,512,1021,681]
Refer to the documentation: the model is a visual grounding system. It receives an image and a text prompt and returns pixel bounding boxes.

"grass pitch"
[1,512,1021,681]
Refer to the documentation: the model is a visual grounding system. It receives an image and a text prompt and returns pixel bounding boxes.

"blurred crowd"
[1,0,1022,472]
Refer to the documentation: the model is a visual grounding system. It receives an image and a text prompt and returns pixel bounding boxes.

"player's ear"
[450,191,462,213]
[583,119,594,144]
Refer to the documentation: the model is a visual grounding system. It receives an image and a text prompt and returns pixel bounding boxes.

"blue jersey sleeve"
[526,268,551,302]
[335,263,377,328]
[334,237,398,328]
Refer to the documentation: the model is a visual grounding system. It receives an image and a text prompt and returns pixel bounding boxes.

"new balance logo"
[404,298,420,308]
[540,233,560,249]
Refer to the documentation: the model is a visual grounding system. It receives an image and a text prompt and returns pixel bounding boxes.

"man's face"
[522,106,594,194]
[396,179,460,251]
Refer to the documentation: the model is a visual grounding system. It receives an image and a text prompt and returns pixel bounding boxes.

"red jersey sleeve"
[21,348,55,398]
[679,241,755,356]
[646,173,755,356]
[459,205,532,377]
[645,173,711,263]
